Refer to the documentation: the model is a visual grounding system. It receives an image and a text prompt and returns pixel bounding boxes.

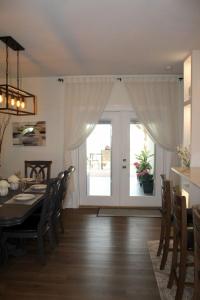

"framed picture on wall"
[13,121,46,146]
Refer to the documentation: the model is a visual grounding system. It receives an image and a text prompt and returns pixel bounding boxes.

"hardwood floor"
[0,208,161,300]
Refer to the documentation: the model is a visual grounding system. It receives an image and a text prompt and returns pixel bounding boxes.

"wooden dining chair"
[25,160,52,181]
[2,178,59,264]
[167,193,194,300]
[192,205,200,300]
[53,166,75,240]
[157,174,173,270]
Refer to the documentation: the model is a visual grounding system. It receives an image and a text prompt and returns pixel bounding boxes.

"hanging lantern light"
[0,36,36,116]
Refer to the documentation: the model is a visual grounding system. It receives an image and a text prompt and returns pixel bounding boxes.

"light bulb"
[11,96,15,106]
[0,92,3,104]
[21,100,25,109]
[16,99,21,108]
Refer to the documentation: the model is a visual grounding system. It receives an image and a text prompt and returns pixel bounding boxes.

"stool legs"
[168,234,178,289]
[160,222,171,270]
[157,217,165,256]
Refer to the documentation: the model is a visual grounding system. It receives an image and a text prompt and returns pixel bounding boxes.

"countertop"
[171,167,200,189]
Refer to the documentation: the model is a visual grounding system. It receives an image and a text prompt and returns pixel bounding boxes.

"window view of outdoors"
[86,123,112,196]
[130,123,155,196]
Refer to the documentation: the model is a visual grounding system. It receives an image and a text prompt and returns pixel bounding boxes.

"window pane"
[130,123,155,196]
[86,123,112,196]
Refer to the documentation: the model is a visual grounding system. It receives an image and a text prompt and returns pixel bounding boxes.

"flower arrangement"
[177,146,190,168]
[134,148,153,179]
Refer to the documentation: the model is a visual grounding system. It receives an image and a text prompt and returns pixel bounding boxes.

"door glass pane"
[86,123,112,196]
[130,123,155,196]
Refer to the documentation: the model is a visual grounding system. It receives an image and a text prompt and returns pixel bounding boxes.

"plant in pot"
[134,148,154,194]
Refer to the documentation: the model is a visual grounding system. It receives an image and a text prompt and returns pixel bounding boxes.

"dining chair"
[192,205,200,300]
[25,160,52,181]
[167,193,194,300]
[53,166,75,241]
[2,178,59,264]
[157,174,173,270]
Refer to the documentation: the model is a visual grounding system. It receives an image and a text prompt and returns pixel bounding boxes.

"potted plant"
[176,145,190,168]
[134,148,154,194]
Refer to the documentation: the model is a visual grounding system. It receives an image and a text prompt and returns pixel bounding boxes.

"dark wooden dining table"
[0,185,46,264]
[0,188,46,227]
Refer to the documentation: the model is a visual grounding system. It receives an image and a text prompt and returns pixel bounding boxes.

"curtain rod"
[58,76,183,82]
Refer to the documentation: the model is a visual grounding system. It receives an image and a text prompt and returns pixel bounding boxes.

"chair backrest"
[63,165,75,200]
[38,178,60,233]
[173,194,187,251]
[54,166,75,215]
[192,205,200,299]
[25,160,52,181]
[160,174,171,221]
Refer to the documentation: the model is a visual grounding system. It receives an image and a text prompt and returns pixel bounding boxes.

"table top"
[0,188,45,227]
[171,167,200,189]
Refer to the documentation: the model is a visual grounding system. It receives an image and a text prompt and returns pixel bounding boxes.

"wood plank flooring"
[0,208,161,300]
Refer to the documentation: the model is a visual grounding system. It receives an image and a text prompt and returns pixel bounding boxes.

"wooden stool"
[192,205,200,300]
[157,174,173,270]
[167,194,194,300]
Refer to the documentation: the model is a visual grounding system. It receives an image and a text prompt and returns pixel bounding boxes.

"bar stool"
[167,193,194,300]
[157,174,173,270]
[192,205,200,300]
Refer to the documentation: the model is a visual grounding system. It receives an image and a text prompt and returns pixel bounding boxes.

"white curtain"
[63,76,114,206]
[64,76,114,157]
[124,76,182,178]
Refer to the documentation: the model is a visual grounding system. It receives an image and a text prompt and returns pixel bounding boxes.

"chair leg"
[48,227,56,249]
[59,217,64,234]
[160,224,171,270]
[52,218,60,245]
[0,237,8,266]
[168,235,179,289]
[175,251,186,300]
[157,218,165,256]
[37,235,46,265]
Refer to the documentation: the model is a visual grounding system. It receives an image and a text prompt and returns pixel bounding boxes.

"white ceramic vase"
[10,182,19,190]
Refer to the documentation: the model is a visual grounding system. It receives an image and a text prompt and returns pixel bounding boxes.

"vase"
[10,182,19,190]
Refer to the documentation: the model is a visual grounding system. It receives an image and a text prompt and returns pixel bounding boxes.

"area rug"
[148,240,193,300]
[97,208,161,217]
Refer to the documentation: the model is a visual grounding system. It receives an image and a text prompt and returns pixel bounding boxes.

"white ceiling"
[0,0,200,77]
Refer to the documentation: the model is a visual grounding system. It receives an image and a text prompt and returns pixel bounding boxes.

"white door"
[79,111,162,207]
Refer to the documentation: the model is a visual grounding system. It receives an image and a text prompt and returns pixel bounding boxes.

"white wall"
[1,77,64,178]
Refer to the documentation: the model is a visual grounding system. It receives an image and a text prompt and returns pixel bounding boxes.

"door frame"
[78,111,163,207]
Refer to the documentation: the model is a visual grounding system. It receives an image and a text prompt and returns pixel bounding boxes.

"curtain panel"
[63,76,114,207]
[124,76,182,152]
[64,76,114,156]
[124,76,182,179]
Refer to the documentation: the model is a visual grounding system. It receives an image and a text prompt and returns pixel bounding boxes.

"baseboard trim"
[79,205,161,210]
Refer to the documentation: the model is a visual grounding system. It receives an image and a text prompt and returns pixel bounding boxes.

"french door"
[79,111,163,207]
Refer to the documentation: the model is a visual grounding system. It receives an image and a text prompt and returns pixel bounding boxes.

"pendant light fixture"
[0,36,36,116]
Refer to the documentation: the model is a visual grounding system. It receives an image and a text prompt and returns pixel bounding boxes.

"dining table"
[0,182,47,264]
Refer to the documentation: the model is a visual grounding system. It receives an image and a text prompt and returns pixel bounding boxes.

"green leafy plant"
[134,148,154,182]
